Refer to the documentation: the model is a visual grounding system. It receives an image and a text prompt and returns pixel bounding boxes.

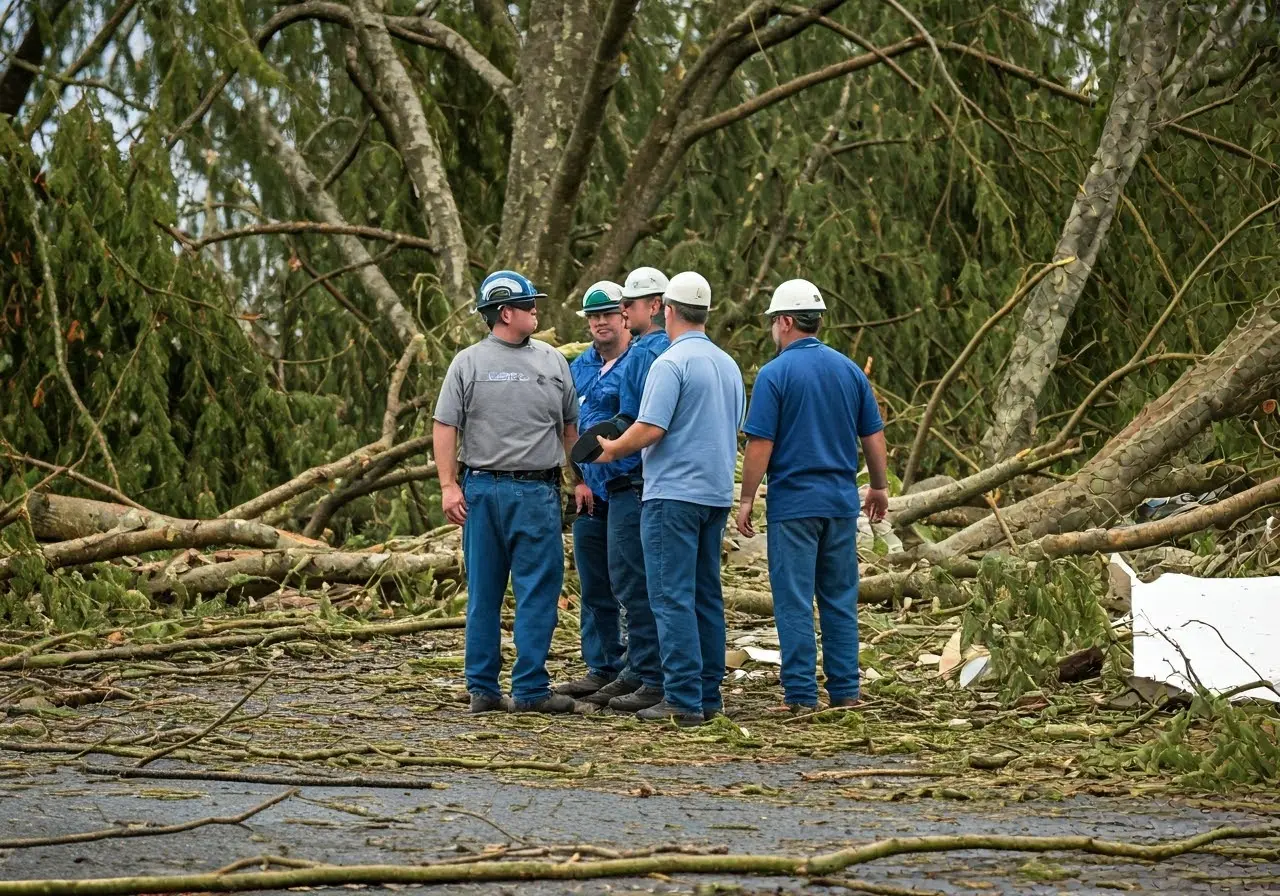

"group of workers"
[431,266,890,727]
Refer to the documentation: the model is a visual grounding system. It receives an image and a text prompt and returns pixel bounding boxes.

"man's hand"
[736,500,756,538]
[595,436,620,463]
[864,487,889,523]
[574,482,595,516]
[442,483,468,525]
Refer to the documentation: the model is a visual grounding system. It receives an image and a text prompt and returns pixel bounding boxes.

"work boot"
[607,684,665,713]
[581,677,640,707]
[554,672,613,698]
[636,699,704,727]
[830,697,864,709]
[469,692,511,714]
[510,693,580,714]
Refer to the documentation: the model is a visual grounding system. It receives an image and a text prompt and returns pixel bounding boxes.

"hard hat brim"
[476,291,548,310]
[620,287,664,299]
[570,419,623,464]
[576,302,623,317]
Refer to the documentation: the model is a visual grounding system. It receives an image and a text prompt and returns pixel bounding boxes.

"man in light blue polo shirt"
[736,279,889,713]
[594,271,745,726]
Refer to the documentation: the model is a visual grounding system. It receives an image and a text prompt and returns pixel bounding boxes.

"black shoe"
[469,692,511,714]
[582,677,640,707]
[607,684,665,713]
[554,672,613,698]
[636,699,704,727]
[510,693,580,714]
[703,707,724,722]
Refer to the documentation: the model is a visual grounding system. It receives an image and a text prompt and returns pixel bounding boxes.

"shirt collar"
[782,336,822,353]
[672,330,709,345]
[487,333,530,348]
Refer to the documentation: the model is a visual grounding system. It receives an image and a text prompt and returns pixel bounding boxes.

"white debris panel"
[1116,554,1280,703]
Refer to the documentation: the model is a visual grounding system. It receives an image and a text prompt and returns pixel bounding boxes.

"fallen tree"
[930,290,1280,559]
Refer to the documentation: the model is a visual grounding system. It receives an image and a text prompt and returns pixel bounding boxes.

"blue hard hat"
[477,270,547,310]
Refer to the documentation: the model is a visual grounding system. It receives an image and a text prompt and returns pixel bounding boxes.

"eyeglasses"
[502,300,537,313]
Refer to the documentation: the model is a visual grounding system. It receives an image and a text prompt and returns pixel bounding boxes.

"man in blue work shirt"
[736,279,890,713]
[556,281,633,699]
[595,271,745,727]
[578,266,671,712]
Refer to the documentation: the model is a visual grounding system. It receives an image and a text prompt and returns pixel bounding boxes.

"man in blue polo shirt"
[578,266,672,712]
[557,281,633,699]
[736,279,889,713]
[595,271,745,726]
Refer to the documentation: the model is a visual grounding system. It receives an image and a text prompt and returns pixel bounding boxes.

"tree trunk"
[937,292,1280,557]
[982,0,1182,458]
[349,0,472,306]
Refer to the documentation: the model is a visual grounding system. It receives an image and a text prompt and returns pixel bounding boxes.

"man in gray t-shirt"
[432,270,581,715]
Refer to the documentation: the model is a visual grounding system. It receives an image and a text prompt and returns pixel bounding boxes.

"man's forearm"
[861,430,889,489]
[433,422,460,487]
[739,438,773,503]
[609,421,665,458]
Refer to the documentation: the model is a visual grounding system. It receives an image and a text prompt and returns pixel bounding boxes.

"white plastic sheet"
[1117,554,1280,702]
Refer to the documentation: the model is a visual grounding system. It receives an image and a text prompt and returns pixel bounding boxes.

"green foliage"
[960,556,1114,701]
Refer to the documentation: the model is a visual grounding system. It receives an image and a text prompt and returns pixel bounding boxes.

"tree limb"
[0,788,296,850]
[171,221,435,254]
[1022,476,1280,560]
[0,826,1266,894]
[0,0,73,119]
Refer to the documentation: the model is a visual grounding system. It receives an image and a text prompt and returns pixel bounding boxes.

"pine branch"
[22,176,122,493]
[168,221,435,254]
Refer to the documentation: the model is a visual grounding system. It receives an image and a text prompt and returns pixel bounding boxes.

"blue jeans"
[572,502,624,680]
[640,498,729,714]
[766,516,861,706]
[462,472,564,703]
[606,487,662,688]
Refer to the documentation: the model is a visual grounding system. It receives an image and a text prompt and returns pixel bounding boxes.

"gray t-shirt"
[433,335,578,471]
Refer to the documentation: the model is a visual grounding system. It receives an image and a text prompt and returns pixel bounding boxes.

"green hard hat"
[577,281,624,316]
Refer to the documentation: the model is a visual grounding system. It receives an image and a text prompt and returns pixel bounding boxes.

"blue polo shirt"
[616,329,671,424]
[742,337,884,522]
[637,331,745,507]
[570,345,637,501]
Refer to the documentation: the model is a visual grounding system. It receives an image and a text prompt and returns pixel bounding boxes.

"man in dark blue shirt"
[737,279,890,713]
[579,266,671,712]
[557,282,633,699]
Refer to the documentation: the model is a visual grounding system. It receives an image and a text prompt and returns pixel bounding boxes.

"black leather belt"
[605,475,642,496]
[470,467,559,482]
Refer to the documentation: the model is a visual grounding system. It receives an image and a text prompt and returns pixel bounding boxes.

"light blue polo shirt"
[636,331,745,507]
[742,337,884,522]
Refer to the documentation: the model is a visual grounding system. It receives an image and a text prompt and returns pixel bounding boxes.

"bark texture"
[349,0,472,305]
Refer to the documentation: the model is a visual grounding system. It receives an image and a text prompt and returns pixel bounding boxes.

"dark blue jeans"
[572,502,624,680]
[640,498,729,714]
[462,472,563,704]
[766,516,861,706]
[606,486,662,688]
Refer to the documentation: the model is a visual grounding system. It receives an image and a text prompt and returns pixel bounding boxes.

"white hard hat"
[663,271,712,309]
[621,266,669,299]
[765,279,826,316]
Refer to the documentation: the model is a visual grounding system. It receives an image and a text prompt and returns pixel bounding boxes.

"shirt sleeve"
[854,369,885,437]
[433,355,468,429]
[558,351,579,425]
[635,358,680,432]
[742,366,780,441]
[617,346,655,422]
